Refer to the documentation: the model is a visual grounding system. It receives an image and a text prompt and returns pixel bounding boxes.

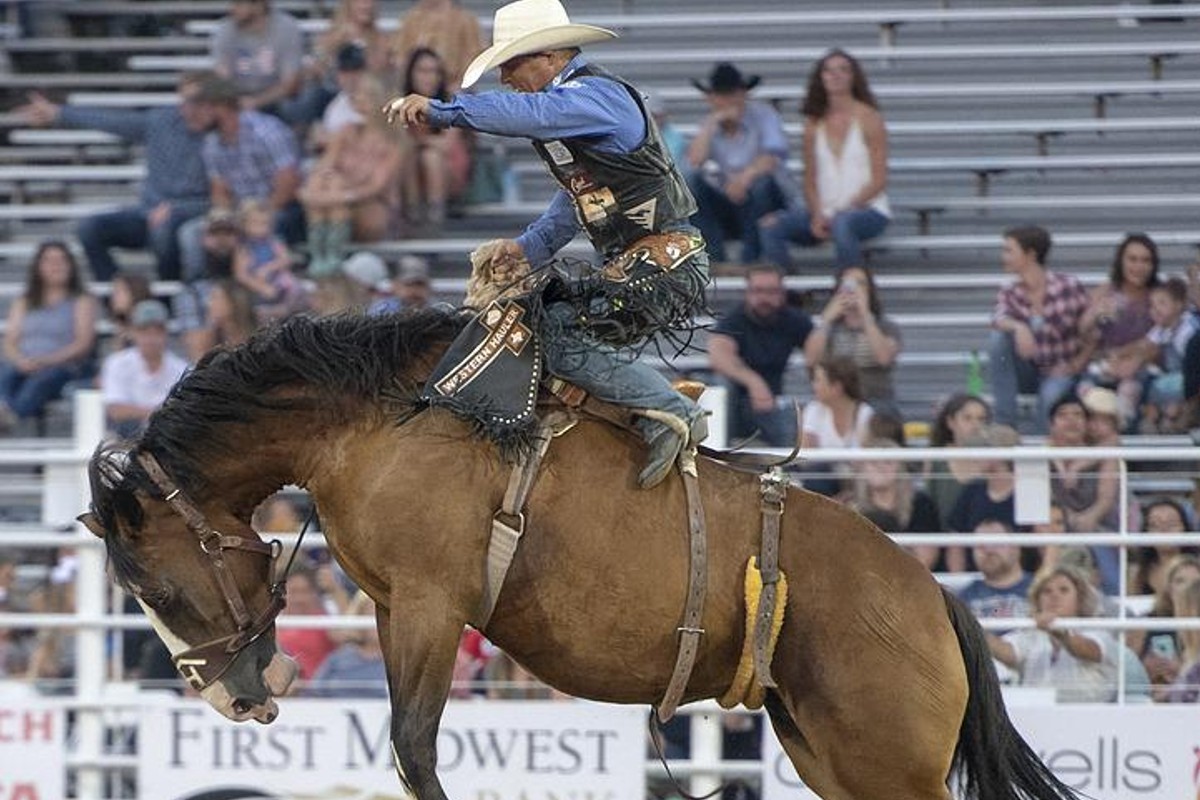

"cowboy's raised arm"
[423,71,639,142]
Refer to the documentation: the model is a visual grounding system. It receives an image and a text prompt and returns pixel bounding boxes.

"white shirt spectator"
[801,400,874,448]
[101,347,188,411]
[1002,628,1120,703]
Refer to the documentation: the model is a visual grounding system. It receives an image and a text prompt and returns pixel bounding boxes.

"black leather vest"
[531,63,697,258]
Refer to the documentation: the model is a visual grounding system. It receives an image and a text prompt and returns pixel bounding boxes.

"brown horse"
[80,309,1078,800]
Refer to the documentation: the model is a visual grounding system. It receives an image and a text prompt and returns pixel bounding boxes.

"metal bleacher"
[3,0,1200,426]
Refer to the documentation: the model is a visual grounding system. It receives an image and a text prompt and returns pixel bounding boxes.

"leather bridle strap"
[136,451,284,691]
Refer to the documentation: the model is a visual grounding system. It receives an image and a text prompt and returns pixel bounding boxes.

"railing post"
[72,390,107,798]
[690,709,722,795]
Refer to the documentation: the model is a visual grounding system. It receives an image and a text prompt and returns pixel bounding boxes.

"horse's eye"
[139,585,176,613]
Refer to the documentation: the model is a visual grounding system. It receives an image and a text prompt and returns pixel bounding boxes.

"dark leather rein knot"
[136,451,297,696]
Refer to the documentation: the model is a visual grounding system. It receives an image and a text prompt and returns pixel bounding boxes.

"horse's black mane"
[89,308,468,587]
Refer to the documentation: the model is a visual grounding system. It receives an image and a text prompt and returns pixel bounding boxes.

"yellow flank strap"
[718,558,788,710]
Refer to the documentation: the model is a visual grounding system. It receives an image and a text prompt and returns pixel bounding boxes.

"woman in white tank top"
[759,49,890,269]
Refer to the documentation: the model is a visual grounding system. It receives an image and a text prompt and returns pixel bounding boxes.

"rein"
[136,451,310,695]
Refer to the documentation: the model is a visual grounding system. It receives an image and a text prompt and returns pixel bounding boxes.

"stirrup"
[634,409,707,488]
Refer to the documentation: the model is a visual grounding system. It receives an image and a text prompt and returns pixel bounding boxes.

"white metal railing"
[1,390,1198,797]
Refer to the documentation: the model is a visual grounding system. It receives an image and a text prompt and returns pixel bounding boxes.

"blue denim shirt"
[426,55,647,265]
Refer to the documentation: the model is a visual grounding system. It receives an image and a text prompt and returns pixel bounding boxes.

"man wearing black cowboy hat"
[686,62,790,266]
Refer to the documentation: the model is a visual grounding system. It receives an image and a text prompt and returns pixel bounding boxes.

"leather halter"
[136,452,286,693]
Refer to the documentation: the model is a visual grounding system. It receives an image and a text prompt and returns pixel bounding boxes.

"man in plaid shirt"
[989,225,1089,431]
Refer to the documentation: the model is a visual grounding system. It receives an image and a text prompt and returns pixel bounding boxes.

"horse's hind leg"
[375,599,462,800]
[764,691,954,800]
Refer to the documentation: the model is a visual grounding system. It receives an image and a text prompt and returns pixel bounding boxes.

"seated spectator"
[1057,545,1120,617]
[1142,276,1198,433]
[986,565,1120,703]
[185,278,260,361]
[1158,575,1200,703]
[799,356,874,495]
[646,92,687,167]
[304,0,392,135]
[1128,498,1199,597]
[105,271,153,355]
[988,225,1089,431]
[392,256,433,312]
[299,75,404,275]
[176,209,242,361]
[399,48,472,232]
[390,0,482,92]
[948,424,1022,542]
[178,75,305,282]
[924,393,992,545]
[451,628,497,699]
[708,265,813,446]
[759,49,889,270]
[1185,261,1200,428]
[1135,555,1200,696]
[15,73,213,281]
[957,520,1033,630]
[211,0,305,123]
[311,43,370,151]
[1077,234,1160,430]
[849,436,940,568]
[100,301,189,439]
[233,199,305,321]
[1048,393,1121,595]
[686,62,789,265]
[306,591,386,698]
[803,265,901,414]
[0,242,98,431]
[276,566,336,682]
[340,251,393,314]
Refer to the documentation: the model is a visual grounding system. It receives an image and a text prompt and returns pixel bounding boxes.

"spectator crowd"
[0,0,1198,720]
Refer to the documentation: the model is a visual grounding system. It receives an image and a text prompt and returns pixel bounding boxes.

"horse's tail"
[942,587,1079,800]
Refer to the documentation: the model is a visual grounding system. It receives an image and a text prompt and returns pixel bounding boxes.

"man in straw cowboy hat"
[386,0,710,489]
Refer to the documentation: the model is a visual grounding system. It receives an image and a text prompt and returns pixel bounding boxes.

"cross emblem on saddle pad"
[434,301,533,396]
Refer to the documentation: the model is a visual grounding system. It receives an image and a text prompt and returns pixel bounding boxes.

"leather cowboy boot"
[638,411,708,489]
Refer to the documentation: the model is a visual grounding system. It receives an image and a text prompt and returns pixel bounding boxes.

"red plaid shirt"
[993,270,1089,372]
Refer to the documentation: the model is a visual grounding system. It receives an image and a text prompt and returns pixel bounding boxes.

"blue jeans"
[0,360,91,419]
[541,302,697,442]
[77,202,207,281]
[686,172,785,263]
[729,388,796,447]
[759,206,889,269]
[988,330,1076,431]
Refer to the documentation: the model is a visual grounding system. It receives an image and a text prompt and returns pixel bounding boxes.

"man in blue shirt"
[16,74,213,281]
[387,0,710,489]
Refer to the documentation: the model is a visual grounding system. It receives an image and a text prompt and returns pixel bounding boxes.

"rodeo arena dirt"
[5,0,1200,799]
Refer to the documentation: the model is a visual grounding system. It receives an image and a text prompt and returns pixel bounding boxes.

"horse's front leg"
[376,597,463,799]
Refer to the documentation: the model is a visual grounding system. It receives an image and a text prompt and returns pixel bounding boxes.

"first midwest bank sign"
[139,699,645,799]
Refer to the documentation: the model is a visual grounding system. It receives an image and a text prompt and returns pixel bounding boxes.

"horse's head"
[79,445,297,723]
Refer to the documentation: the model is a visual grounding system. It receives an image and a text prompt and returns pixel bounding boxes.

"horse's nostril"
[263,710,277,723]
[233,699,252,715]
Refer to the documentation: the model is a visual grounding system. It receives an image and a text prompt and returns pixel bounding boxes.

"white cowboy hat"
[461,0,617,89]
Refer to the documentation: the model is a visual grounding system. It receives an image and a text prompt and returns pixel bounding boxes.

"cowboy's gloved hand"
[466,239,531,308]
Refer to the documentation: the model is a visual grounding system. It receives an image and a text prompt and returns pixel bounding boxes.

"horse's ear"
[77,512,106,539]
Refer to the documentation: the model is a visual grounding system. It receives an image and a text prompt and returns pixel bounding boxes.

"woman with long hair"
[1131,554,1200,692]
[760,49,890,269]
[799,356,874,496]
[0,241,98,429]
[922,393,992,570]
[1159,576,1200,702]
[399,47,472,231]
[850,436,941,567]
[1077,233,1161,429]
[803,265,902,412]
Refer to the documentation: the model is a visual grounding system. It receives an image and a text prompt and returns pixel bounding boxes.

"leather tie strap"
[656,465,708,723]
[752,468,787,688]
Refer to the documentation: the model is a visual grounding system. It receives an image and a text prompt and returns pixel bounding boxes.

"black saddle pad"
[422,296,542,433]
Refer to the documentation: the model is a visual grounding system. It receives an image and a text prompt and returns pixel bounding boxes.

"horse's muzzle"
[204,645,297,725]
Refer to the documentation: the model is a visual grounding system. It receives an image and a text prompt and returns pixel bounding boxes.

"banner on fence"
[762,705,1200,800]
[139,698,646,800]
[0,704,64,800]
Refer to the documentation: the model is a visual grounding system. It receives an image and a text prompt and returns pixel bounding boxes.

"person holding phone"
[803,264,902,414]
